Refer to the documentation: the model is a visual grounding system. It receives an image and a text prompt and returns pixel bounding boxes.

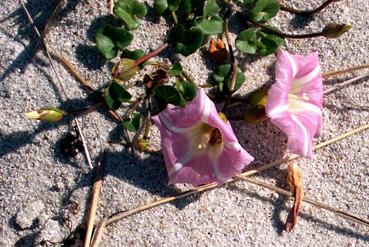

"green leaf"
[203,0,220,17]
[257,30,284,56]
[168,0,182,11]
[212,64,245,94]
[109,81,132,102]
[249,0,280,23]
[104,81,132,110]
[114,0,147,30]
[121,49,146,69]
[236,28,258,54]
[96,27,118,60]
[176,81,197,102]
[154,85,186,108]
[195,16,223,35]
[236,28,284,56]
[154,0,168,15]
[95,25,133,59]
[183,0,204,15]
[170,24,204,56]
[170,61,183,76]
[122,112,141,132]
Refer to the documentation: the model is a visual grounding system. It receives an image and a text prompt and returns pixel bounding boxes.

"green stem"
[67,102,103,115]
[133,43,169,67]
[249,20,323,39]
[280,0,339,15]
[171,11,178,25]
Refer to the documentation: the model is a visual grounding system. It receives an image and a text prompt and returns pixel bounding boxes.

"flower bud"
[134,138,149,152]
[322,24,352,38]
[25,107,66,122]
[112,58,138,81]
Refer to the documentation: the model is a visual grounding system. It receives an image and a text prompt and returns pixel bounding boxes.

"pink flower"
[152,89,254,186]
[265,50,323,158]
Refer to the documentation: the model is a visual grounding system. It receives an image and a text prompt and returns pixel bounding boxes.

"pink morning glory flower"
[265,50,323,158]
[152,88,254,186]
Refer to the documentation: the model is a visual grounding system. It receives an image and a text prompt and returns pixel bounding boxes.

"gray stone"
[15,200,45,229]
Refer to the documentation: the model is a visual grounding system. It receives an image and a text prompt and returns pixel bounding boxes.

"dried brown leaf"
[284,161,304,232]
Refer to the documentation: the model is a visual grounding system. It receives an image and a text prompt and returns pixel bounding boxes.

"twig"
[222,10,238,113]
[84,157,104,247]
[323,63,369,78]
[51,52,96,92]
[109,0,114,15]
[90,124,369,246]
[238,176,369,227]
[324,74,369,95]
[280,0,339,15]
[31,0,64,59]
[19,0,93,170]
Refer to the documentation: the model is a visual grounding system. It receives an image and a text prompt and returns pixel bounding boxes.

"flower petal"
[153,88,254,185]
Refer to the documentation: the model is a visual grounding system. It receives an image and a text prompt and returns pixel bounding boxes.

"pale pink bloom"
[152,89,254,186]
[266,50,323,158]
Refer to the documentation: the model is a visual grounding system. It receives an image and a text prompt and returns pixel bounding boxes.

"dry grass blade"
[324,74,369,95]
[19,0,93,170]
[238,176,369,227]
[323,63,369,79]
[90,124,369,246]
[51,53,96,92]
[84,159,104,247]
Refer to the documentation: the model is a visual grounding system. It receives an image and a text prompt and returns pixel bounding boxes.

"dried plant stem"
[238,176,369,227]
[31,0,64,59]
[280,0,338,15]
[19,0,93,170]
[90,124,369,246]
[51,53,96,92]
[84,161,104,247]
[323,63,369,79]
[90,182,219,247]
[109,0,114,15]
[222,13,238,113]
[324,74,369,95]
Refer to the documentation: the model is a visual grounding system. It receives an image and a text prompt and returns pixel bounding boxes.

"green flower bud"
[322,24,352,38]
[112,58,138,81]
[25,107,66,122]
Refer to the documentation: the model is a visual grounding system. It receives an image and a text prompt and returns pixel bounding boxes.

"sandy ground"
[0,0,368,246]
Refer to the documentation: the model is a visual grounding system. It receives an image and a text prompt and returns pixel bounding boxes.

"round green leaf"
[170,24,204,56]
[195,16,223,35]
[114,0,147,30]
[154,85,186,107]
[170,61,183,76]
[96,27,118,60]
[257,31,284,56]
[154,0,168,15]
[212,64,245,94]
[203,0,220,17]
[168,0,182,11]
[122,112,141,132]
[109,81,132,102]
[236,28,258,54]
[249,0,280,23]
[176,81,197,102]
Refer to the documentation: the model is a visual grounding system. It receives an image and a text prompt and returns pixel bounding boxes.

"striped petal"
[266,50,323,158]
[152,89,254,186]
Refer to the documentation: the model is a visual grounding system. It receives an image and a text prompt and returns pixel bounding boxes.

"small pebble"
[15,200,45,229]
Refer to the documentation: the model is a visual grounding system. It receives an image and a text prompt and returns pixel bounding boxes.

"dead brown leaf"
[284,161,304,232]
